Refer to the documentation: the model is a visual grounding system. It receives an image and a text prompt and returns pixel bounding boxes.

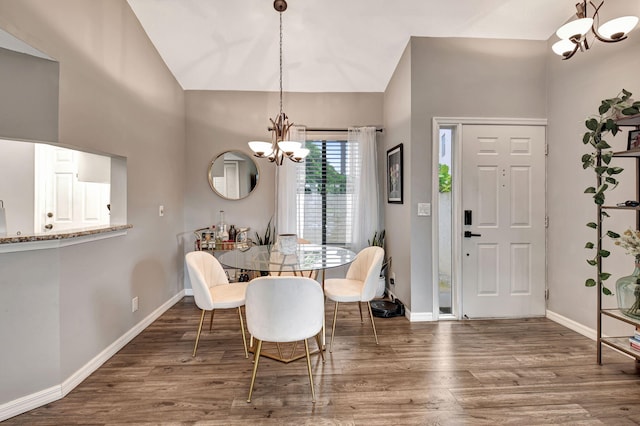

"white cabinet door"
[35,145,110,232]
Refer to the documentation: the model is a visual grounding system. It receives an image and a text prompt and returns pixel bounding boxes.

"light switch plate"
[417,203,431,216]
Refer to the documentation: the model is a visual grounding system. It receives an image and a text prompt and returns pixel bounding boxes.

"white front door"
[461,125,546,318]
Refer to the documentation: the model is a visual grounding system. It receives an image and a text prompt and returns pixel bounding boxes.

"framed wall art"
[628,129,640,151]
[387,143,403,204]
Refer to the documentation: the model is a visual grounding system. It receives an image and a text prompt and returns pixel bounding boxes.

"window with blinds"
[296,139,359,246]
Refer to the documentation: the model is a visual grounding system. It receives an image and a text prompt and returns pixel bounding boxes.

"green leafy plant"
[439,163,452,193]
[255,217,276,246]
[368,230,391,276]
[582,89,640,295]
[368,229,385,247]
[303,142,347,193]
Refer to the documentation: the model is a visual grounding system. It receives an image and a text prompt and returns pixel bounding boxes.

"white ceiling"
[127,0,575,93]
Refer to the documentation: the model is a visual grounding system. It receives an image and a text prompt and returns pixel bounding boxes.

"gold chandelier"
[248,0,309,165]
[552,1,638,60]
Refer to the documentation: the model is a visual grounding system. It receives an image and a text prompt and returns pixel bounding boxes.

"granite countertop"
[0,224,133,245]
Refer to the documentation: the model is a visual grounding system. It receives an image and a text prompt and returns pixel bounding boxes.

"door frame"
[431,117,548,320]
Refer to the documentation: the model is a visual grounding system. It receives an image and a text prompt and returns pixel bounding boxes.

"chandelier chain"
[279,11,283,116]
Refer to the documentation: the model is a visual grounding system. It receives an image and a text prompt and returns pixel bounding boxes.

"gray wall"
[0,46,58,143]
[383,36,548,314]
[546,0,640,331]
[383,42,412,307]
[0,140,34,234]
[0,0,185,404]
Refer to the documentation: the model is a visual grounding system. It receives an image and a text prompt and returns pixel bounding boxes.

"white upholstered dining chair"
[245,276,325,403]
[323,246,384,352]
[185,251,248,358]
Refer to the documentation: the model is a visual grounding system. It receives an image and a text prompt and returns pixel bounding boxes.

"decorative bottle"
[217,210,229,241]
[228,225,237,244]
[616,255,640,320]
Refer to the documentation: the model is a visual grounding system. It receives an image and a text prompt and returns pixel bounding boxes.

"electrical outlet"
[158,205,164,217]
[132,296,139,312]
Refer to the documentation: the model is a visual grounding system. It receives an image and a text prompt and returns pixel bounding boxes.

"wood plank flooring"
[6,296,640,425]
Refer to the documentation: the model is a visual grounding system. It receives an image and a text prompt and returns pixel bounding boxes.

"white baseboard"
[0,386,62,422]
[385,289,433,322]
[184,288,193,296]
[0,290,186,422]
[408,310,434,322]
[546,309,596,341]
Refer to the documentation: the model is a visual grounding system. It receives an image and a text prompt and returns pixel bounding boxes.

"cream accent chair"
[185,251,248,358]
[324,246,384,352]
[245,276,325,403]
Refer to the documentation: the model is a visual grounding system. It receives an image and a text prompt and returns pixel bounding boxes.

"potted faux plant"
[255,217,276,247]
[255,217,276,276]
[369,230,391,298]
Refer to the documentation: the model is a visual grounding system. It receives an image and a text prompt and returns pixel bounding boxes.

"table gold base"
[248,336,324,364]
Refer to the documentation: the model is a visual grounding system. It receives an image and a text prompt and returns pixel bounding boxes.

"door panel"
[477,244,498,295]
[477,166,498,227]
[511,167,531,226]
[54,173,73,222]
[462,124,545,318]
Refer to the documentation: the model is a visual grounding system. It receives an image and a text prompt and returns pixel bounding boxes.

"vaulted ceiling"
[127,0,576,92]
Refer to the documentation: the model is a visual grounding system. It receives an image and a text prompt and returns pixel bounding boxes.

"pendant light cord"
[279,11,283,117]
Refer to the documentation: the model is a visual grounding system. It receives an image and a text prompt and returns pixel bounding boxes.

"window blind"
[296,139,360,246]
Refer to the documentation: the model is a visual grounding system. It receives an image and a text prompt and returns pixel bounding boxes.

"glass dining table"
[218,243,356,363]
[217,243,356,279]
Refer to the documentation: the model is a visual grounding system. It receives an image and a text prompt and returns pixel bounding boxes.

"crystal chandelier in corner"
[552,0,638,60]
[248,0,309,166]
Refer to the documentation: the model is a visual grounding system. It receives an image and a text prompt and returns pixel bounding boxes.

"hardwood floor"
[6,297,640,425]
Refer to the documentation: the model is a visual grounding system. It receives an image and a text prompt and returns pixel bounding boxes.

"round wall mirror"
[208,151,259,200]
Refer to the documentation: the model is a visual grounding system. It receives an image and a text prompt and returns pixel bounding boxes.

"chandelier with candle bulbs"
[552,1,638,60]
[248,0,309,165]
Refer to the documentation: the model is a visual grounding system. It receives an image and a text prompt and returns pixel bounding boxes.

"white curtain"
[348,126,380,252]
[276,125,306,234]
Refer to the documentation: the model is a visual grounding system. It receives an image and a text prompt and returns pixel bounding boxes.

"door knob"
[464,231,481,238]
[47,212,53,218]
[44,224,53,230]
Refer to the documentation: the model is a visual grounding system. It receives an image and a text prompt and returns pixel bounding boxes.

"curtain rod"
[268,127,383,133]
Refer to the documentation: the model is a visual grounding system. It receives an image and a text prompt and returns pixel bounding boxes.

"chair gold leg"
[315,332,325,363]
[193,309,206,357]
[238,307,248,358]
[358,301,364,323]
[304,339,316,403]
[367,301,379,344]
[209,309,215,331]
[330,302,339,353]
[247,339,263,403]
